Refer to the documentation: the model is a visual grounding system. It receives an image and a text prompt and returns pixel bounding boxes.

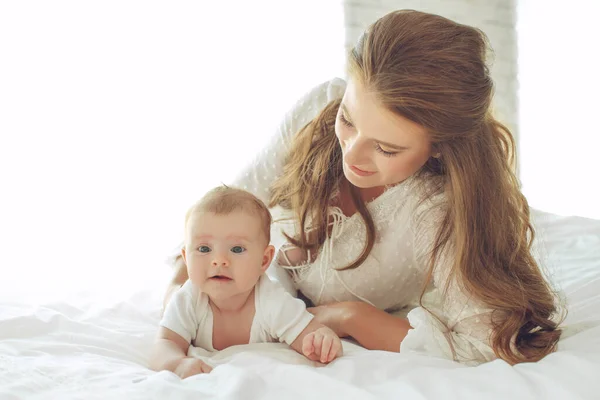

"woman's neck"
[334,179,386,218]
[359,185,386,203]
[341,179,386,203]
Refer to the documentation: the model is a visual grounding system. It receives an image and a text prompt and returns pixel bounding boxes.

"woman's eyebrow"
[341,103,409,150]
[377,140,409,150]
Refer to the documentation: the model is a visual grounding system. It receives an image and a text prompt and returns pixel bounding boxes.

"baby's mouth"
[210,275,232,281]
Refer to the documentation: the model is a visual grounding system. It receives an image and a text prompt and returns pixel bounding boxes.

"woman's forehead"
[342,79,429,146]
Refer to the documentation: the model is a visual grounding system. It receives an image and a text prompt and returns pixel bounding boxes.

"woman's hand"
[308,302,412,352]
[307,302,359,338]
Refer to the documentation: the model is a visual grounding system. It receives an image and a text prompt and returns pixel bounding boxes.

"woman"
[166,10,562,365]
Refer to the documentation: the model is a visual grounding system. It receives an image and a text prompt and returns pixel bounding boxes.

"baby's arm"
[153,282,211,377]
[262,276,343,363]
[150,327,212,377]
[291,319,343,364]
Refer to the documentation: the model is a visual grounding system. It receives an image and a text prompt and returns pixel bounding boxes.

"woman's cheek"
[334,121,348,148]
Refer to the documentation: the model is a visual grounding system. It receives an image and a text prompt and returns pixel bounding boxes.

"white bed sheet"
[1,209,599,400]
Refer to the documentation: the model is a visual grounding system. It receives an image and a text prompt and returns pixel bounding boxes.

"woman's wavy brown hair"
[270,10,563,364]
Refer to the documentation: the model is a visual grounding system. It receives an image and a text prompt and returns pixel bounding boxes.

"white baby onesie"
[160,274,314,351]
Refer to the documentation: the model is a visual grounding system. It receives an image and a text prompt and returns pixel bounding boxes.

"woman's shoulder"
[381,173,446,210]
[406,174,448,229]
[306,77,346,103]
[374,174,447,228]
[284,78,346,127]
[325,77,346,100]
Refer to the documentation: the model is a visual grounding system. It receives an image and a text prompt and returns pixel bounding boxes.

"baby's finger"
[312,332,324,359]
[200,361,213,373]
[320,335,333,363]
[302,332,315,357]
[327,338,342,362]
[185,366,203,378]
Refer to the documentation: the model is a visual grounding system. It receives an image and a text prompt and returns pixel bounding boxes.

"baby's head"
[182,186,274,300]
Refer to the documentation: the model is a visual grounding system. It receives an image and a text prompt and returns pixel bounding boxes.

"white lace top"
[230,78,497,365]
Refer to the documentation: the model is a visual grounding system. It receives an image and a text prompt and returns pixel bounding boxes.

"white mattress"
[1,209,599,400]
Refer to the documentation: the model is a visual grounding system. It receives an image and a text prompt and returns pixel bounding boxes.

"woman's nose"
[343,134,368,165]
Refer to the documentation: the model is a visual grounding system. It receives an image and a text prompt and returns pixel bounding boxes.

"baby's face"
[183,211,273,300]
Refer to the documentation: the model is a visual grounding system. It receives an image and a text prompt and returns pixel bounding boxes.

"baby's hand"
[302,326,343,363]
[174,357,212,378]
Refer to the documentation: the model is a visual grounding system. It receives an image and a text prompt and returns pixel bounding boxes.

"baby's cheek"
[187,264,205,286]
[239,267,262,289]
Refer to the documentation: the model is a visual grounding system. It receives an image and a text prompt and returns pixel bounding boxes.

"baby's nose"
[211,255,229,267]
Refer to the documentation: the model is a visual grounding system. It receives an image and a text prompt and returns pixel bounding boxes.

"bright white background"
[1,1,599,304]
[517,0,600,220]
[0,1,344,302]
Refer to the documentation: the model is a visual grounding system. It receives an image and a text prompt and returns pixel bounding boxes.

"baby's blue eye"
[231,246,245,254]
[198,246,211,253]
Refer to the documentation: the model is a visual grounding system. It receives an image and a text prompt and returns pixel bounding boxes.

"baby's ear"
[261,245,275,271]
[181,247,187,264]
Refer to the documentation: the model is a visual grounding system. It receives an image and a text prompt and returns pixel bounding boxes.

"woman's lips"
[349,165,376,177]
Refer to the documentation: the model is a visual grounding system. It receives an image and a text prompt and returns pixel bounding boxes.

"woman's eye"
[198,246,211,253]
[374,143,398,157]
[231,246,246,254]
[339,113,353,127]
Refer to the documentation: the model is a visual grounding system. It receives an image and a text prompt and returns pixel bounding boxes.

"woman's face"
[335,78,433,189]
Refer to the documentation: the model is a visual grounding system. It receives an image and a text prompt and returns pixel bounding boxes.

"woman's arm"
[309,301,412,352]
[344,302,412,352]
[395,192,497,365]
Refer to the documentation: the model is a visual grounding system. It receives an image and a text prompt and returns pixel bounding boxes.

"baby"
[150,186,342,378]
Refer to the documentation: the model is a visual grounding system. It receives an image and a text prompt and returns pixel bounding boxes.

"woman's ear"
[430,143,441,159]
[261,245,275,272]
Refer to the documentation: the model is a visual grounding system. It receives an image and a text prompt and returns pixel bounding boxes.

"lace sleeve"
[400,191,498,365]
[229,78,346,204]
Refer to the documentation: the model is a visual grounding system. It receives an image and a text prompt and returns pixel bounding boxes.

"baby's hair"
[185,185,272,243]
